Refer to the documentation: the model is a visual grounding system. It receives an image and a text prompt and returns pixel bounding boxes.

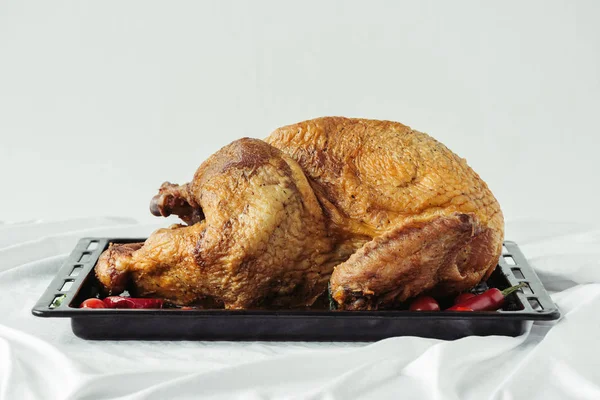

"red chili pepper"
[409,296,440,311]
[447,283,526,311]
[103,296,164,309]
[454,292,476,305]
[80,298,106,308]
[452,306,474,312]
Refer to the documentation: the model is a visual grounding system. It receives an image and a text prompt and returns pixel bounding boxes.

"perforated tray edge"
[32,238,560,321]
[498,240,560,318]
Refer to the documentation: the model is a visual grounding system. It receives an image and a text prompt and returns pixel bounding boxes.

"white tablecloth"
[1,217,599,400]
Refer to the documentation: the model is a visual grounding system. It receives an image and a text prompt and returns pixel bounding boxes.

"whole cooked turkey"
[95,117,504,310]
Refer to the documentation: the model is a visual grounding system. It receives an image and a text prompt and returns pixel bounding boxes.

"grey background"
[1,0,599,224]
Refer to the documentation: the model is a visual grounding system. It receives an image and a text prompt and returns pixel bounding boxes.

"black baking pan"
[32,238,560,341]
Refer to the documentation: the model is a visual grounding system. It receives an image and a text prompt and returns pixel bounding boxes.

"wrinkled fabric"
[0,218,599,400]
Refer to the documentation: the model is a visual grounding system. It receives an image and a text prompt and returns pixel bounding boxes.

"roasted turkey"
[95,117,504,310]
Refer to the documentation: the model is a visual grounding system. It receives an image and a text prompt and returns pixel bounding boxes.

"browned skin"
[96,117,504,310]
[96,138,333,308]
[267,117,503,309]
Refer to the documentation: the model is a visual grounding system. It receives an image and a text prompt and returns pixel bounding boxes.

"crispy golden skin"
[96,138,333,308]
[266,117,503,309]
[96,117,504,310]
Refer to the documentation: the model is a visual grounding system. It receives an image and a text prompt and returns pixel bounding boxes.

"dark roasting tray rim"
[31,238,561,340]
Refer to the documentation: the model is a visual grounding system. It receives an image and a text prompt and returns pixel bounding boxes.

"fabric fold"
[0,218,598,400]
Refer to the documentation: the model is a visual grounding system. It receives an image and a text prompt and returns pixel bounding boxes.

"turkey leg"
[329,213,497,310]
[149,182,205,225]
